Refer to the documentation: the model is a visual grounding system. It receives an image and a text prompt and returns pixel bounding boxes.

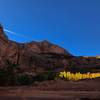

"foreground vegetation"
[0,59,100,86]
[58,71,100,81]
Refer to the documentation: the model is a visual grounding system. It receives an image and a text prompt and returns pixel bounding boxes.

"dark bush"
[35,70,56,82]
[17,74,33,85]
[0,69,8,86]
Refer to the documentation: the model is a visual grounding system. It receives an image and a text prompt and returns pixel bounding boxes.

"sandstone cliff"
[0,25,100,74]
[0,25,73,74]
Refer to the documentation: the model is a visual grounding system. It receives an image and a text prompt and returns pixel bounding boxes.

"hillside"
[0,25,100,86]
[0,25,100,73]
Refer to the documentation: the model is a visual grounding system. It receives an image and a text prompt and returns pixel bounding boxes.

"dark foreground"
[0,91,100,100]
[0,80,100,100]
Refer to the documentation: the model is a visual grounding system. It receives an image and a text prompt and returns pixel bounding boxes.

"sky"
[0,0,100,56]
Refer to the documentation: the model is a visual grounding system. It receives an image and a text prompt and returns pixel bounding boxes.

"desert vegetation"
[58,71,100,81]
[0,60,56,86]
[0,58,100,86]
[0,60,100,86]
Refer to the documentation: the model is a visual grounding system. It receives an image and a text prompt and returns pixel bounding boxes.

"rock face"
[0,25,73,73]
[0,25,100,74]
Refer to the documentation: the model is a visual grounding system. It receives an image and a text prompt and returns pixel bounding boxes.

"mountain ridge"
[0,25,100,75]
[0,25,73,73]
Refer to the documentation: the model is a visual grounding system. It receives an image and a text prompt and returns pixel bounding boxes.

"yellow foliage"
[96,56,100,59]
[58,71,100,81]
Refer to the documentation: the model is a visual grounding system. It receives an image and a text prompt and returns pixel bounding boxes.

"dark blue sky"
[0,0,100,56]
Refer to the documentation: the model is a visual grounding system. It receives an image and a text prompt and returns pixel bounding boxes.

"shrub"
[0,69,8,86]
[35,70,56,82]
[17,74,33,85]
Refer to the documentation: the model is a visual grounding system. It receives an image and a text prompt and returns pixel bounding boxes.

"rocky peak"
[27,40,71,55]
[0,25,3,32]
[0,25,71,56]
[41,40,51,45]
[0,25,8,42]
